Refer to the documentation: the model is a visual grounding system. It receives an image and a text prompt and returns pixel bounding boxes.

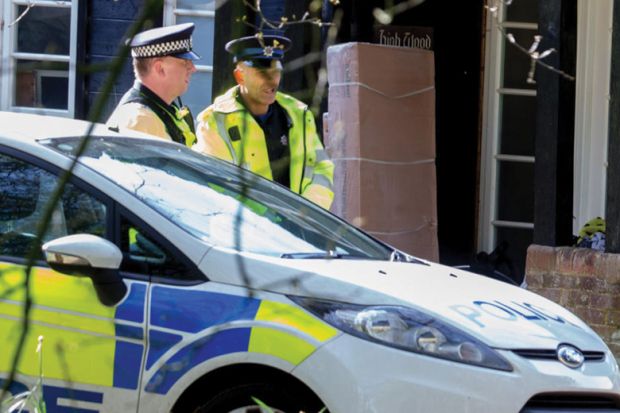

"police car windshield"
[44,137,392,260]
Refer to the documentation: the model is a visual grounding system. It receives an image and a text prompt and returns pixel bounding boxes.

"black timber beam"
[75,0,88,120]
[606,0,620,252]
[212,0,249,97]
[534,0,576,246]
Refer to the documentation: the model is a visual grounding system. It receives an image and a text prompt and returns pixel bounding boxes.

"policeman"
[194,34,335,210]
[107,23,199,147]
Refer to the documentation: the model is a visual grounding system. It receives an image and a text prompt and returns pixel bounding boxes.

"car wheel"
[192,381,325,413]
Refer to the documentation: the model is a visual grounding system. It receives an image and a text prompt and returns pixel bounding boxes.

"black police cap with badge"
[129,22,200,60]
[225,34,291,69]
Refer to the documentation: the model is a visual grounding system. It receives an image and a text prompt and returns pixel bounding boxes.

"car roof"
[0,111,159,144]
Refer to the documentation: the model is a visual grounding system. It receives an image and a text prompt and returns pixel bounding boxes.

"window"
[163,0,215,117]
[118,214,195,280]
[0,152,106,260]
[1,0,79,116]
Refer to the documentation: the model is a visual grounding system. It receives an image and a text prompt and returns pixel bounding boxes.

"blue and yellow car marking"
[143,287,338,395]
[0,263,145,391]
[146,330,183,369]
[145,328,251,394]
[1,263,339,406]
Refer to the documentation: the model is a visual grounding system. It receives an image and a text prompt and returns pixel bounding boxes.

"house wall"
[85,0,161,120]
[525,245,620,360]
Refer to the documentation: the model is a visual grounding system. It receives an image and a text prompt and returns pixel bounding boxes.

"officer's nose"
[264,70,281,87]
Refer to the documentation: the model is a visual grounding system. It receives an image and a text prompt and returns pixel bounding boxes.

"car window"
[0,153,106,260]
[119,214,195,280]
[45,137,392,260]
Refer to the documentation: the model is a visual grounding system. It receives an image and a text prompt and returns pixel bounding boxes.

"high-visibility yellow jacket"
[194,86,335,209]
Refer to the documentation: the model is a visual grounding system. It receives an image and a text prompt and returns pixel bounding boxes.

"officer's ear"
[152,57,166,77]
[233,65,244,85]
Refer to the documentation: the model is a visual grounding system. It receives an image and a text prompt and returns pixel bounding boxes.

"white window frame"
[0,0,3,77]
[479,4,536,253]
[573,0,612,233]
[0,0,78,117]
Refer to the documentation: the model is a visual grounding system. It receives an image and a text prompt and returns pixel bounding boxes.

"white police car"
[0,112,619,413]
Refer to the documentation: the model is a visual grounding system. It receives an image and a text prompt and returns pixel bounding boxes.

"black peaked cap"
[225,35,291,63]
[130,23,200,61]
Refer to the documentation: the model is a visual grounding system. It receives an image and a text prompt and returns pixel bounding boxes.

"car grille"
[520,394,620,412]
[513,349,606,362]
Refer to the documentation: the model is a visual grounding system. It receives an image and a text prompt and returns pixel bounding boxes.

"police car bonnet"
[129,23,200,61]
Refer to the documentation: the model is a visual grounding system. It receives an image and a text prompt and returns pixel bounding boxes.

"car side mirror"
[42,234,127,306]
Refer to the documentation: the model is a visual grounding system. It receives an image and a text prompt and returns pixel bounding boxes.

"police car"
[0,112,619,413]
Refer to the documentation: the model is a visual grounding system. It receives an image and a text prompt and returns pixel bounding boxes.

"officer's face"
[236,62,282,112]
[161,56,197,96]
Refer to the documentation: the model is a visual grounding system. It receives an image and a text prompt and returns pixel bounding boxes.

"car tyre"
[192,381,325,413]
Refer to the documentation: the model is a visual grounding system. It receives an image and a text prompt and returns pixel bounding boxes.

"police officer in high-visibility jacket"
[194,35,335,210]
[107,23,199,147]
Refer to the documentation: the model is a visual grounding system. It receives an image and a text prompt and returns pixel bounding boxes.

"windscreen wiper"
[281,251,348,259]
[389,250,429,265]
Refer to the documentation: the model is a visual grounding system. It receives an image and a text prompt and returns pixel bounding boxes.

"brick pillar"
[525,245,620,359]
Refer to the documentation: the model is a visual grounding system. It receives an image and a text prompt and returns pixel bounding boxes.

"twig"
[8,0,35,28]
[239,0,334,34]
[486,0,575,83]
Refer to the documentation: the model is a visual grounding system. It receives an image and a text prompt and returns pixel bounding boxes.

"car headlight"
[290,296,512,372]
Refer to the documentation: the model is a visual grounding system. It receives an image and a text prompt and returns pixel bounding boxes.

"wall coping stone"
[527,245,620,284]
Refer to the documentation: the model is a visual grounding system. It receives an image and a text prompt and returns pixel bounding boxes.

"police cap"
[130,23,200,61]
[226,35,291,68]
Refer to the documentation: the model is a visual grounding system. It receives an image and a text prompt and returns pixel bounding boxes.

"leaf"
[251,397,275,413]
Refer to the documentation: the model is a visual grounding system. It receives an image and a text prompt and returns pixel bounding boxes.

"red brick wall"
[525,244,620,358]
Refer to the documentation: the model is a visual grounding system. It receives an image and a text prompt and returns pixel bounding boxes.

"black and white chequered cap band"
[131,38,193,58]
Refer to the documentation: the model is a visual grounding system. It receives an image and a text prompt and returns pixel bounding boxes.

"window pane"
[176,15,214,66]
[16,5,70,55]
[15,60,69,109]
[499,94,536,156]
[181,72,212,119]
[497,161,534,222]
[503,28,537,89]
[0,153,106,260]
[505,0,537,23]
[62,186,107,237]
[120,217,194,279]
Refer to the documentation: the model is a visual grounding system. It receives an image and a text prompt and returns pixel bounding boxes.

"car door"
[0,149,145,413]
[112,208,207,409]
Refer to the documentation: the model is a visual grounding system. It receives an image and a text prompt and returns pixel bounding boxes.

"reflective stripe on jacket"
[194,86,334,209]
